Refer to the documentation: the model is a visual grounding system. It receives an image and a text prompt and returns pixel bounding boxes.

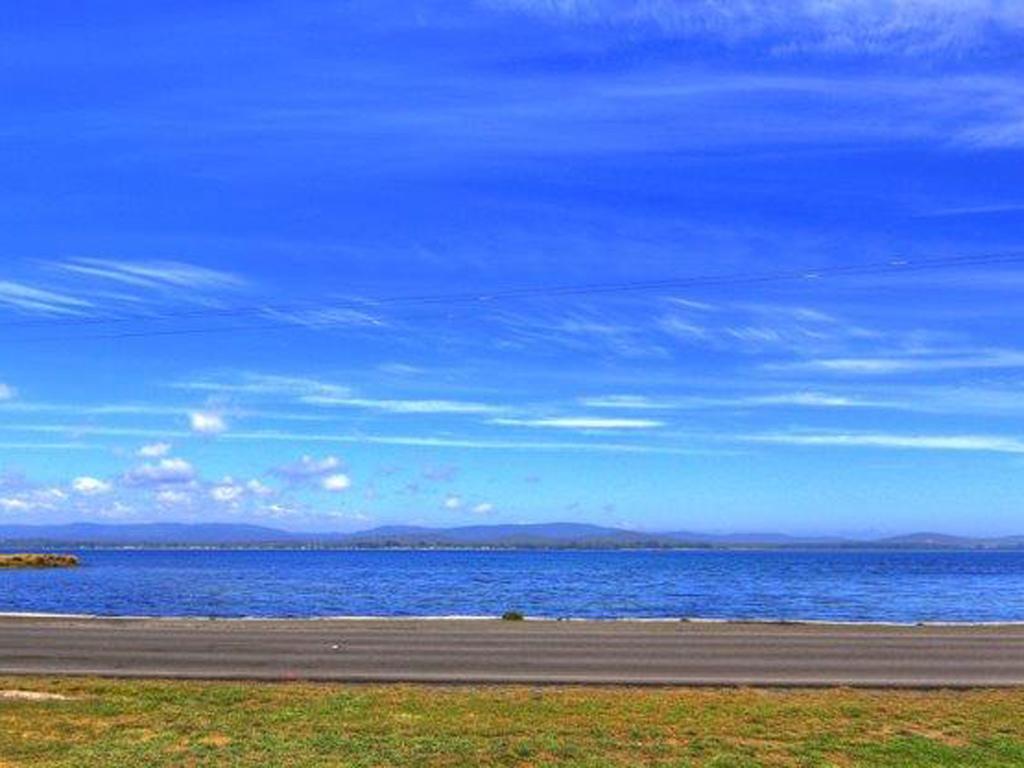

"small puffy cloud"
[97,500,136,520]
[322,473,352,492]
[472,502,495,515]
[443,495,463,510]
[0,486,67,513]
[211,478,246,504]
[209,477,276,504]
[246,479,275,497]
[125,457,197,486]
[156,489,191,506]
[137,442,172,458]
[272,455,342,481]
[72,476,112,496]
[189,411,227,435]
[0,383,15,401]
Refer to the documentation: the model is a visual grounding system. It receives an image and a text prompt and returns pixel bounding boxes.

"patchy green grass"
[3,678,1024,766]
[0,554,78,569]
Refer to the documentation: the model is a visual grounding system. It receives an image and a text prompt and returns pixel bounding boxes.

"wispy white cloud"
[173,373,349,398]
[0,400,329,424]
[581,391,894,410]
[776,349,1024,374]
[657,299,879,355]
[491,416,664,430]
[487,0,1024,54]
[581,383,1024,419]
[0,281,93,316]
[0,402,187,417]
[751,392,886,407]
[489,296,882,365]
[304,395,507,415]
[1,259,247,320]
[489,305,669,359]
[0,442,97,451]
[54,258,246,292]
[262,307,385,329]
[235,429,702,455]
[921,201,1024,217]
[741,431,1024,454]
[0,425,195,443]
[0,423,725,455]
[580,394,663,410]
[0,383,15,401]
[960,114,1024,149]
[137,442,172,458]
[174,372,510,416]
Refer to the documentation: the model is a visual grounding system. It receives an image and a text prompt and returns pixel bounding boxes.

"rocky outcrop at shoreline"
[0,554,79,569]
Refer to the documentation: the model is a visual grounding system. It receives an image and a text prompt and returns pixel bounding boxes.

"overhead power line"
[5,251,1022,343]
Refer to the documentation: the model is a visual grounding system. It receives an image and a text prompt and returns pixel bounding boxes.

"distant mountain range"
[1,522,1023,550]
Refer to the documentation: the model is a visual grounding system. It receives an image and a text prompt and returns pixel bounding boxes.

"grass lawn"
[3,678,1024,766]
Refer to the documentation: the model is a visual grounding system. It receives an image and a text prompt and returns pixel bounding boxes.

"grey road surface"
[2,616,1024,687]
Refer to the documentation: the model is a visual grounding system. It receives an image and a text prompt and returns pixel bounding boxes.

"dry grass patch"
[1,678,1024,766]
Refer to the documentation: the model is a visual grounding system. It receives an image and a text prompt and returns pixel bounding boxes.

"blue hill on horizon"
[0,521,1020,549]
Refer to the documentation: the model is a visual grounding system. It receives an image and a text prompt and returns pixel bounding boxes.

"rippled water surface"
[4,549,1024,622]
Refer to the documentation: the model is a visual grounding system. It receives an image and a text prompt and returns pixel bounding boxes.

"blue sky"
[2,0,1024,535]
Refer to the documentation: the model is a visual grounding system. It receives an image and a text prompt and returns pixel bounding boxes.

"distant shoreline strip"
[3,611,1024,627]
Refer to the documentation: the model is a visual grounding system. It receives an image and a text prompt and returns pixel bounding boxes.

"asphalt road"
[2,616,1024,687]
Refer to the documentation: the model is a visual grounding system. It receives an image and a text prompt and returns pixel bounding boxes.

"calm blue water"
[4,549,1024,622]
